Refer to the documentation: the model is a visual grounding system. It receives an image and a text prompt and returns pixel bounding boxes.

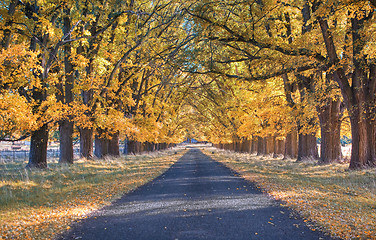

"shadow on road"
[58,149,333,240]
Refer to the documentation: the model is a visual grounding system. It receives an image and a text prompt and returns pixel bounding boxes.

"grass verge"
[0,148,185,239]
[206,148,376,240]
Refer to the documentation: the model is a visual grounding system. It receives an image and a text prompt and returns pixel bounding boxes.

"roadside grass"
[0,148,185,239]
[207,148,376,240]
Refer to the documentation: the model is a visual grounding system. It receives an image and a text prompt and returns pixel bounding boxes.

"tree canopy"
[1,0,375,169]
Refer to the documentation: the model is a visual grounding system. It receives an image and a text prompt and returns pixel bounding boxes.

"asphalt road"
[58,149,332,240]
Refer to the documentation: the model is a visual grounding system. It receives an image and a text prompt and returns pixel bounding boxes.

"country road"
[58,148,332,240]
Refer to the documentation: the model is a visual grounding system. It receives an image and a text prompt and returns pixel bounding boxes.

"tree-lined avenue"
[58,148,331,240]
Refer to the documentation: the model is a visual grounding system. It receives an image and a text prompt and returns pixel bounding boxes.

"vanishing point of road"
[58,148,333,240]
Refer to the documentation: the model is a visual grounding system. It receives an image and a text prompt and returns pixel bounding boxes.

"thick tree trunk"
[94,130,109,158]
[273,136,278,158]
[297,133,318,161]
[136,141,142,153]
[349,103,369,169]
[80,127,93,159]
[364,65,376,167]
[251,139,257,153]
[127,140,137,154]
[123,139,128,154]
[152,142,157,151]
[78,32,95,158]
[317,99,342,163]
[59,120,74,164]
[243,139,251,153]
[257,137,267,155]
[108,132,120,156]
[265,136,274,155]
[319,15,376,169]
[59,9,74,164]
[26,4,49,169]
[366,91,376,167]
[277,139,285,155]
[284,130,298,159]
[235,141,240,152]
[27,123,49,168]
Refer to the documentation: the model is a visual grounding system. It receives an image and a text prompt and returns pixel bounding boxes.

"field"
[207,148,376,239]
[0,148,185,239]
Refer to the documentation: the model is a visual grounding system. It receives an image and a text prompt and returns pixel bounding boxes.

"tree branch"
[181,62,322,81]
[186,9,327,62]
[0,134,31,142]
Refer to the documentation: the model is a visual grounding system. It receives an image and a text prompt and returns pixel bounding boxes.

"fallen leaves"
[0,150,184,239]
[209,149,376,240]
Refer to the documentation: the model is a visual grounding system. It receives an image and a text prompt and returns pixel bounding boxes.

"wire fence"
[0,148,81,163]
[0,145,131,163]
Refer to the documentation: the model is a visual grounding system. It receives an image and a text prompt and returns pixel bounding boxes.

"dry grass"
[207,148,376,240]
[0,148,185,239]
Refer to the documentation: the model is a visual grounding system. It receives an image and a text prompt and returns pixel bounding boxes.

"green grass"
[0,149,185,239]
[207,148,376,240]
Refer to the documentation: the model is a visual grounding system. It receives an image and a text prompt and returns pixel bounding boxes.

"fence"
[0,148,80,163]
[0,143,167,163]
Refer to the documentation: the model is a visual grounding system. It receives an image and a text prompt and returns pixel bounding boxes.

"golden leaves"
[0,151,183,239]
[212,150,376,240]
[0,93,36,137]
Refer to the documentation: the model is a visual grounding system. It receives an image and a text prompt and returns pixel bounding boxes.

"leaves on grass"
[0,150,184,239]
[210,149,376,240]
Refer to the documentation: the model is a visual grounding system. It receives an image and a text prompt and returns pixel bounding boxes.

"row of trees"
[1,0,376,170]
[182,0,376,169]
[0,0,193,168]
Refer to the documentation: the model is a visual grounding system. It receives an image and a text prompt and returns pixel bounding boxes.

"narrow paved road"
[58,149,332,240]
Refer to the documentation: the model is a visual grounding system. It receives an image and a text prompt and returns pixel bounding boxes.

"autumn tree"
[184,0,368,166]
[0,0,79,168]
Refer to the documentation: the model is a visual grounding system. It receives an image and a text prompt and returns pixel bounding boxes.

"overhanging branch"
[181,62,323,81]
[186,9,327,63]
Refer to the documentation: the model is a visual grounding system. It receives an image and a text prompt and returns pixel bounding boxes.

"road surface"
[58,148,332,240]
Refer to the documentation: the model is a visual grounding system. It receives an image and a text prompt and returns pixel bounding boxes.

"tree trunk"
[366,65,376,167]
[319,14,376,169]
[26,4,49,169]
[284,130,298,159]
[127,140,137,154]
[108,132,120,156]
[80,127,93,159]
[123,139,128,154]
[317,98,342,163]
[59,120,74,164]
[27,123,49,168]
[59,9,74,164]
[1,0,19,49]
[265,136,274,155]
[273,136,278,158]
[257,137,265,155]
[297,133,318,161]
[136,141,142,153]
[349,112,368,169]
[251,138,257,153]
[94,130,109,158]
[277,139,285,155]
[243,139,251,153]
